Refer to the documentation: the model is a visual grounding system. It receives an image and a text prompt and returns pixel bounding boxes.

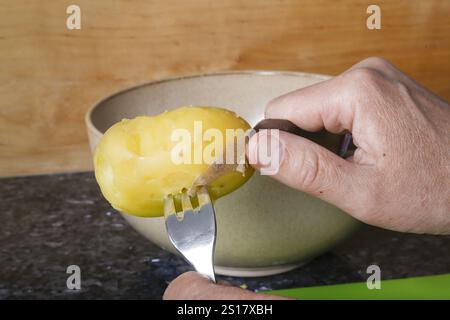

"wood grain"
[1,0,449,177]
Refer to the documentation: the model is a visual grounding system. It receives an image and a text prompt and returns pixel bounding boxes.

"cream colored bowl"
[85,71,359,277]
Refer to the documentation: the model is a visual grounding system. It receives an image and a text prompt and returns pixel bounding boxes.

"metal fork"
[164,186,217,282]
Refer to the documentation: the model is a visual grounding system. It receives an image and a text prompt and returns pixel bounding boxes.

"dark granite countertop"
[1,172,449,299]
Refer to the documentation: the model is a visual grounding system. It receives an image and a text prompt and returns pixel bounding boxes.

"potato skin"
[94,106,254,217]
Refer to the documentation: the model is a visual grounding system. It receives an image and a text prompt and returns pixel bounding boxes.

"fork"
[164,186,217,282]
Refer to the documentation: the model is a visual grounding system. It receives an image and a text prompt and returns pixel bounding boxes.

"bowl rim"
[85,70,332,138]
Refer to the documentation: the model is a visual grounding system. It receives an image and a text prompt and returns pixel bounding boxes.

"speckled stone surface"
[1,172,449,299]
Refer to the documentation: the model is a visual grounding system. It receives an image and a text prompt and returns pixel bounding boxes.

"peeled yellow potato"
[94,106,254,217]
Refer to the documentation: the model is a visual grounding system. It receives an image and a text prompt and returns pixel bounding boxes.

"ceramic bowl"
[85,71,359,277]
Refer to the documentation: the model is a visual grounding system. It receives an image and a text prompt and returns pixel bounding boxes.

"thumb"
[248,130,367,214]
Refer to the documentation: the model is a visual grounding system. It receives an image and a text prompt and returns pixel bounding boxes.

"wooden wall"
[1,0,449,177]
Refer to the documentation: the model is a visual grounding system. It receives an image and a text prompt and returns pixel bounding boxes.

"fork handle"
[253,119,356,158]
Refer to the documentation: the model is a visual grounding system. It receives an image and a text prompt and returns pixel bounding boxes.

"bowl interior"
[88,71,330,135]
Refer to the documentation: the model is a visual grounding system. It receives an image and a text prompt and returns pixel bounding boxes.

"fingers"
[265,76,353,134]
[265,57,411,136]
[248,131,368,214]
[163,271,291,300]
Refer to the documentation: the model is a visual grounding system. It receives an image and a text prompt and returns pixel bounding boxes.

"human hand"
[163,57,450,301]
[163,271,291,300]
[249,57,450,234]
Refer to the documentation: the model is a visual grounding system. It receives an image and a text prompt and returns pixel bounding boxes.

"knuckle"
[340,68,388,108]
[393,79,411,99]
[360,56,394,71]
[347,67,384,86]
[299,155,320,190]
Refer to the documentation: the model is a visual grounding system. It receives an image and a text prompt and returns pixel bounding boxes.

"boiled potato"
[94,106,254,217]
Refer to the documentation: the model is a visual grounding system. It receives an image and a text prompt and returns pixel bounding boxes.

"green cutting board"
[265,273,450,299]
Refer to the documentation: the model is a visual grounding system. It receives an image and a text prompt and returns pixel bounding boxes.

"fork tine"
[163,194,176,217]
[196,186,211,207]
[181,189,193,211]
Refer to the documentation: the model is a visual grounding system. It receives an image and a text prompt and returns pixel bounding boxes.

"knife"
[191,118,356,190]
